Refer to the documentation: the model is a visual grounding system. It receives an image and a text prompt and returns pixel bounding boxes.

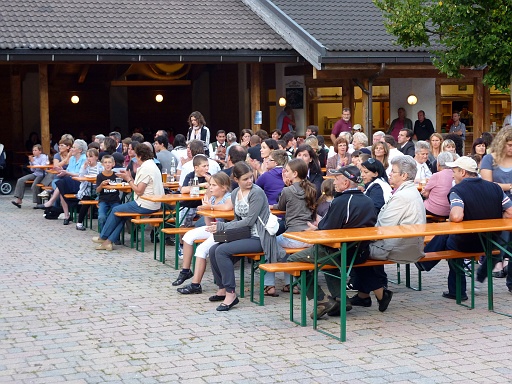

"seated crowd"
[11,113,512,316]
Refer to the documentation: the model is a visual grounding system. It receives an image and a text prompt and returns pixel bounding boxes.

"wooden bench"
[79,200,99,230]
[25,180,34,185]
[130,216,175,252]
[110,211,164,250]
[231,247,307,305]
[259,249,499,327]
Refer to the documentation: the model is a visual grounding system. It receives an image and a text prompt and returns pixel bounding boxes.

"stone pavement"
[1,191,512,383]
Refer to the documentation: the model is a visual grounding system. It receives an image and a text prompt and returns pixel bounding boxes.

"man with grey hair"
[350,155,425,312]
[224,132,238,159]
[369,155,426,264]
[352,132,368,150]
[414,140,432,183]
[372,131,386,145]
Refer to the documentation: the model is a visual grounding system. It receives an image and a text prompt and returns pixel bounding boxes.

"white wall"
[390,78,436,127]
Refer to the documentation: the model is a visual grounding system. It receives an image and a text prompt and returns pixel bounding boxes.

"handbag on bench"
[213,226,251,243]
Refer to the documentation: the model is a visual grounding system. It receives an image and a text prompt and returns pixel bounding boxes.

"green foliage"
[374,0,512,91]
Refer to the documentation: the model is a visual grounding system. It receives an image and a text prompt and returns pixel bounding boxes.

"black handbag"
[213,226,251,243]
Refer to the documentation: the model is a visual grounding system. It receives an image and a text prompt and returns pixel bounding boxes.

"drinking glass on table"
[161,168,168,183]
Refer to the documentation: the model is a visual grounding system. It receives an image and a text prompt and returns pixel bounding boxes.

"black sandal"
[264,286,279,297]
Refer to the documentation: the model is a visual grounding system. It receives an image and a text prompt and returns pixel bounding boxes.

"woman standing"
[326,137,351,171]
[479,126,512,282]
[92,144,164,251]
[186,111,211,156]
[206,162,285,311]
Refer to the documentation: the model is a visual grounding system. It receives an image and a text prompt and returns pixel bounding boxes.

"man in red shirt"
[330,108,352,144]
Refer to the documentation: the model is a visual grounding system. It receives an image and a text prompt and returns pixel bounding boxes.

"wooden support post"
[342,79,354,114]
[250,64,261,132]
[473,76,484,139]
[10,66,23,150]
[39,65,50,155]
[435,79,442,132]
[361,80,369,135]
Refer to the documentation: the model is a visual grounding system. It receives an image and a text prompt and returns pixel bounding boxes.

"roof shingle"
[0,0,292,51]
[269,0,429,53]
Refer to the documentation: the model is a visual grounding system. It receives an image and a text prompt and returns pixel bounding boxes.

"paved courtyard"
[1,191,512,383]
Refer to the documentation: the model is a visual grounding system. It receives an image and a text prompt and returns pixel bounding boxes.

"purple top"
[255,166,285,205]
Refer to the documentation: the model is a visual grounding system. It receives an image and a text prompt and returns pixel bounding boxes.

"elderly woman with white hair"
[414,140,433,184]
[421,151,458,218]
[35,139,89,224]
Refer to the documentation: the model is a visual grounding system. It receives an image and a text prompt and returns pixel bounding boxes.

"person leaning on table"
[418,156,512,300]
[287,165,377,319]
[92,144,164,251]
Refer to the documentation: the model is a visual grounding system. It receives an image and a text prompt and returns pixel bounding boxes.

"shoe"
[473,281,484,295]
[37,190,50,198]
[76,223,86,231]
[172,270,194,286]
[11,201,21,208]
[508,288,512,295]
[92,236,105,243]
[377,289,393,312]
[95,243,113,251]
[327,296,352,317]
[492,270,506,278]
[310,297,337,319]
[350,293,372,307]
[177,283,203,294]
[442,291,468,301]
[263,286,279,297]
[216,297,239,311]
[209,295,226,302]
[63,218,70,225]
[34,204,46,210]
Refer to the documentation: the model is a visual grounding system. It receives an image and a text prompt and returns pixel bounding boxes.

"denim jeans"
[98,201,121,231]
[99,200,157,242]
[263,236,312,286]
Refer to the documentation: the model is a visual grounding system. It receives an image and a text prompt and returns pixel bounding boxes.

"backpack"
[44,206,63,220]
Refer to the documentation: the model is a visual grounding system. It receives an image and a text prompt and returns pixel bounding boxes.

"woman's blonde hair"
[210,172,232,192]
[316,178,334,207]
[490,126,512,165]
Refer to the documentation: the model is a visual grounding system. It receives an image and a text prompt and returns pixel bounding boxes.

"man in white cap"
[418,156,512,300]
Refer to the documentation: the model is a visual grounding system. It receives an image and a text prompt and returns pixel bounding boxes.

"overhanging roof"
[243,0,435,69]
[0,0,302,63]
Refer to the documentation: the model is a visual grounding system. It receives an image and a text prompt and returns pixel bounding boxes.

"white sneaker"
[38,190,50,197]
[58,213,65,220]
[473,281,484,295]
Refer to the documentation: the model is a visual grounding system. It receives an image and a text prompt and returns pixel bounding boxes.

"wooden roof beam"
[78,64,90,84]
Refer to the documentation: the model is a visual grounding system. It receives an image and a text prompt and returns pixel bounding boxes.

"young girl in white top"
[173,172,233,294]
